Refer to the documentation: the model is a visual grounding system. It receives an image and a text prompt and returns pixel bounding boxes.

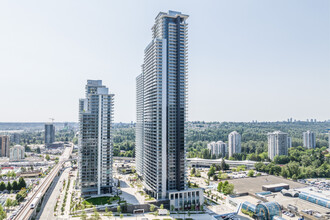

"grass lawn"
[83,196,120,206]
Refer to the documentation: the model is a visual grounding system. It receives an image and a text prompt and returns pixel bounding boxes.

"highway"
[14,145,73,220]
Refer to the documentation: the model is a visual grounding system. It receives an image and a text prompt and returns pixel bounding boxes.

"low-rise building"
[10,145,25,161]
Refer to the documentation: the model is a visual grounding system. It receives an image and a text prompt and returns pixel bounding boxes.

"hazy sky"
[0,0,329,123]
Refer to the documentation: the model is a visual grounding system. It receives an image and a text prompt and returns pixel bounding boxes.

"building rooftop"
[155,10,189,20]
[262,183,289,188]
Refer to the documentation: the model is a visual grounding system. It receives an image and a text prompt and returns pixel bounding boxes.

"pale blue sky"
[0,0,329,122]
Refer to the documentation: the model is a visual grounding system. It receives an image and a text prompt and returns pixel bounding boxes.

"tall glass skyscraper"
[45,123,55,145]
[136,10,189,200]
[78,80,114,196]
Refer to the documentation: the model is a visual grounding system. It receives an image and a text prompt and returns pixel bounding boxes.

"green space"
[83,196,120,206]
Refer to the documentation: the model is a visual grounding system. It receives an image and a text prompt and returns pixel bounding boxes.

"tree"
[12,181,18,191]
[223,183,234,195]
[0,182,6,192]
[190,167,196,176]
[213,175,218,181]
[16,188,27,202]
[117,205,121,214]
[160,204,164,209]
[11,200,18,207]
[120,214,124,219]
[6,182,12,191]
[274,155,290,164]
[247,170,254,177]
[0,204,6,220]
[292,174,298,181]
[18,177,26,190]
[195,170,201,177]
[207,165,216,179]
[5,198,12,211]
[80,210,87,220]
[217,182,223,192]
[45,154,50,161]
[150,204,155,212]
[220,173,228,180]
[221,158,228,170]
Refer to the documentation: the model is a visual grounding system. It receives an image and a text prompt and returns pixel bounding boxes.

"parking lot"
[227,175,306,194]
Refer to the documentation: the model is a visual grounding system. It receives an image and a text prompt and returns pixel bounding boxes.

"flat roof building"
[303,130,316,149]
[268,131,288,160]
[228,131,241,157]
[135,10,203,208]
[45,123,55,145]
[0,135,10,157]
[78,80,114,196]
[10,145,25,162]
[207,141,227,157]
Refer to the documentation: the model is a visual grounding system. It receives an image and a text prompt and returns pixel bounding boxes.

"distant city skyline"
[0,0,329,123]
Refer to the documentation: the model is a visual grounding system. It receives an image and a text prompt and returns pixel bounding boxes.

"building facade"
[207,141,227,157]
[135,73,144,177]
[228,131,241,157]
[303,130,316,149]
[10,145,25,161]
[287,137,292,148]
[136,11,203,208]
[45,123,55,145]
[0,135,10,157]
[11,133,20,145]
[78,80,114,196]
[268,131,288,160]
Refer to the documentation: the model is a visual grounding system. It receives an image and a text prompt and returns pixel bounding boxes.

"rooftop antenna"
[49,118,55,123]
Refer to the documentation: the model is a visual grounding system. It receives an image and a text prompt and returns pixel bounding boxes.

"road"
[14,145,73,220]
[37,166,71,220]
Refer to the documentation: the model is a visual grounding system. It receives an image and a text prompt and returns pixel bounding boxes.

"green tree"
[0,182,6,191]
[223,183,234,195]
[247,170,254,177]
[5,198,12,211]
[150,204,155,212]
[80,210,87,220]
[18,177,26,189]
[45,154,50,161]
[117,205,121,213]
[217,182,223,192]
[207,165,216,179]
[160,204,164,209]
[6,182,12,191]
[190,167,196,176]
[12,181,18,191]
[0,204,6,220]
[221,158,228,170]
